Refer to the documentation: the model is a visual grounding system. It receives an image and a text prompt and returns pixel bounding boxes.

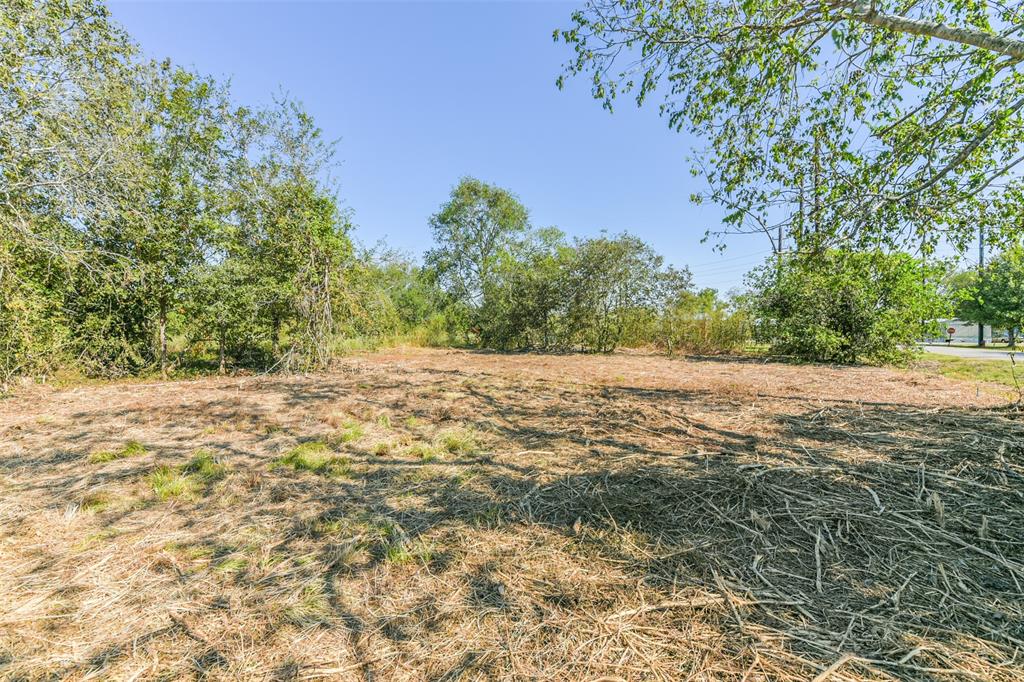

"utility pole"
[978,221,986,347]
[776,221,784,279]
[813,130,821,244]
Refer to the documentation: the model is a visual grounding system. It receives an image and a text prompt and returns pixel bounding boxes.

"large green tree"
[478,227,575,350]
[955,244,1024,345]
[563,233,690,352]
[1,0,141,252]
[425,177,531,331]
[222,99,353,370]
[557,0,1024,252]
[1,0,141,384]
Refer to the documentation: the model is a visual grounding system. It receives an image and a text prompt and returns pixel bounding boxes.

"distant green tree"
[659,288,750,356]
[748,250,948,364]
[224,100,353,369]
[344,247,444,336]
[425,177,530,336]
[955,245,1024,346]
[137,64,228,376]
[65,62,227,377]
[479,227,574,350]
[563,233,686,352]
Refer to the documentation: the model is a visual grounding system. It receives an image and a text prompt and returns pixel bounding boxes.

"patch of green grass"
[122,440,146,456]
[403,415,421,428]
[406,442,440,462]
[284,585,333,627]
[376,414,392,429]
[275,441,351,478]
[148,466,199,500]
[182,450,229,484]
[89,439,147,463]
[147,450,229,501]
[435,428,477,456]
[331,420,365,444]
[371,441,392,456]
[213,556,248,574]
[919,353,1024,393]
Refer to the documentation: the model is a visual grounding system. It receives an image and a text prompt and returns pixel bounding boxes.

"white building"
[926,319,992,344]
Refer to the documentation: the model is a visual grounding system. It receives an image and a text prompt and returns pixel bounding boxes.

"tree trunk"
[1010,327,1018,348]
[272,315,281,359]
[218,326,226,375]
[159,297,168,379]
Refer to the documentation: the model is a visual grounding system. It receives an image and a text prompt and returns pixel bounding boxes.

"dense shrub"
[747,250,947,364]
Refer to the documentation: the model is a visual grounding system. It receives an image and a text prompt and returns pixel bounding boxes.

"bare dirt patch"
[1,349,1021,680]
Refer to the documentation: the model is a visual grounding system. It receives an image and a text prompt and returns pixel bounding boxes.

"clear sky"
[108,0,776,291]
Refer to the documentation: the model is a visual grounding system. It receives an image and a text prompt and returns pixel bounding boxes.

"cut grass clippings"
[2,348,1022,681]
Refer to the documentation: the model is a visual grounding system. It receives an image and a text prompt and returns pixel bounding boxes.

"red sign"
[947,327,957,335]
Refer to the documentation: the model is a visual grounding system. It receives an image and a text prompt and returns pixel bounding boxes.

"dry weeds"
[0,349,1021,681]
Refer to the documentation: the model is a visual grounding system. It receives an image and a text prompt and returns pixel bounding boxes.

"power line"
[685,249,774,269]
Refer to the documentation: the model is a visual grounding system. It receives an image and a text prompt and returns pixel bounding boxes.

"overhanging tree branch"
[847,1,1024,60]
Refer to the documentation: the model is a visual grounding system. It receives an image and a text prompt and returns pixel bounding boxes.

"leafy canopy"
[557,0,1024,252]
[955,244,1024,336]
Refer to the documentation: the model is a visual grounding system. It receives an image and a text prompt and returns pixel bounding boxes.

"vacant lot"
[1,349,1022,681]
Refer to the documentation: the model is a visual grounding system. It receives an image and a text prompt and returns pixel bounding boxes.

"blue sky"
[109,0,776,291]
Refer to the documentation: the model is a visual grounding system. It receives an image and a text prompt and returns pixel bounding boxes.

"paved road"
[920,344,1020,360]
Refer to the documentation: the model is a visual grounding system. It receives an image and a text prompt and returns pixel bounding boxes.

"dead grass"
[0,348,1021,680]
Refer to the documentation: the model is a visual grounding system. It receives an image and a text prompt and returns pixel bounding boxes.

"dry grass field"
[1,349,1022,681]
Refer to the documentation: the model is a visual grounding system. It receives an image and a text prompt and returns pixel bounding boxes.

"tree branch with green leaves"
[556,0,1024,252]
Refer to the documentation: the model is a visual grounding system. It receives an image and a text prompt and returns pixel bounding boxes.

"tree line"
[1,1,752,390]
[3,0,370,383]
[425,177,749,354]
[7,0,1009,390]
[952,246,1024,345]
